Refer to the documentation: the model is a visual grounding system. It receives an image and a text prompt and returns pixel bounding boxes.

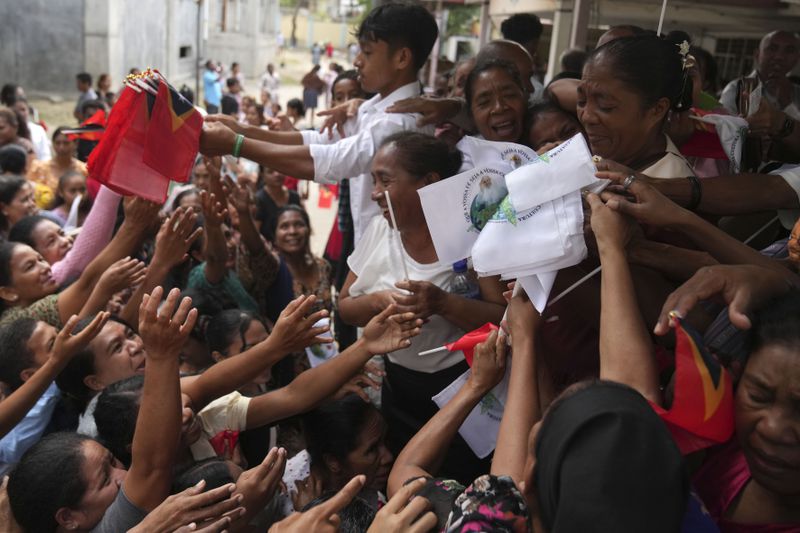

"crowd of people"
[0,2,798,532]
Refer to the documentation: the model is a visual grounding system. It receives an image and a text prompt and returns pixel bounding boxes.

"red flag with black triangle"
[651,315,735,455]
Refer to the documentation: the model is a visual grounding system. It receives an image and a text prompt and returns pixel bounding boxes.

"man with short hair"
[499,13,545,101]
[720,30,800,118]
[73,72,97,121]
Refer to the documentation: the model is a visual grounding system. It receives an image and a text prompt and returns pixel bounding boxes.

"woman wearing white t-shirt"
[339,132,505,484]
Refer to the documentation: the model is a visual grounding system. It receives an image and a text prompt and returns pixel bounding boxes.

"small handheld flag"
[652,314,735,455]
[418,323,498,366]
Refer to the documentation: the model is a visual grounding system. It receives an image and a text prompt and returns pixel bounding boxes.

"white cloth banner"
[457,136,538,173]
[505,134,603,211]
[432,362,511,458]
[418,165,510,265]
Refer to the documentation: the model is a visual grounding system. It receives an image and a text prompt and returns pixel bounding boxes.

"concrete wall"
[280,11,357,50]
[0,0,85,93]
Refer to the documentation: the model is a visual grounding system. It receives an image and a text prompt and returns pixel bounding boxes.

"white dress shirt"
[300,81,435,242]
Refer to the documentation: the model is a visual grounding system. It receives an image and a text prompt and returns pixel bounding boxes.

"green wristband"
[232,134,244,158]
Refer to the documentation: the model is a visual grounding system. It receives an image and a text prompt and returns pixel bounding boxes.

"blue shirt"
[203,70,222,106]
[0,383,60,476]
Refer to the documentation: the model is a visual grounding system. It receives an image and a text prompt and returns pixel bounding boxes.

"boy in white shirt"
[200,2,439,242]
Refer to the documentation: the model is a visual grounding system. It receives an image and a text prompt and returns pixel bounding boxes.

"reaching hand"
[385,97,463,127]
[153,207,204,269]
[361,304,423,355]
[265,115,297,132]
[592,169,686,229]
[586,192,635,251]
[138,286,198,361]
[292,471,323,512]
[199,190,228,228]
[124,197,163,234]
[655,264,795,335]
[505,284,541,340]
[393,280,447,321]
[52,312,110,365]
[200,121,239,157]
[366,477,437,533]
[269,475,366,533]
[222,176,253,214]
[318,98,364,139]
[468,330,507,394]
[333,361,383,403]
[204,113,244,134]
[127,481,244,533]
[270,295,332,353]
[97,257,148,295]
[235,447,287,524]
[747,97,786,138]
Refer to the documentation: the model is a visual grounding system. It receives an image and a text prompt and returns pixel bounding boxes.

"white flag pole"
[656,0,669,35]
[384,191,411,281]
[547,265,602,307]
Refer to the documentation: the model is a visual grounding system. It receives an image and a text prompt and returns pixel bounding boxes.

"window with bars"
[714,38,761,84]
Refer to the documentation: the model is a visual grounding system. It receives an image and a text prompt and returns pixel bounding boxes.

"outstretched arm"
[244,305,421,430]
[587,193,661,405]
[388,331,506,497]
[125,287,198,511]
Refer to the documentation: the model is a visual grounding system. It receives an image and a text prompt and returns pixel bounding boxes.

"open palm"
[362,304,422,355]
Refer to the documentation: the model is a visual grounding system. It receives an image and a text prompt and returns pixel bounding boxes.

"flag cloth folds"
[445,323,499,367]
[62,109,106,142]
[88,70,202,203]
[651,316,735,455]
[142,80,203,181]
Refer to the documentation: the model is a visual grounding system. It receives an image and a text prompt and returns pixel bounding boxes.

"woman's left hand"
[138,286,198,361]
[235,447,287,523]
[97,257,148,295]
[393,280,447,320]
[292,471,323,512]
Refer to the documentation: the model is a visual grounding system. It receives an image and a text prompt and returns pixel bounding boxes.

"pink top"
[693,442,799,532]
[51,185,122,285]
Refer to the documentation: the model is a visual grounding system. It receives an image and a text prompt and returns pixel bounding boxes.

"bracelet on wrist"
[686,175,702,212]
[232,134,245,158]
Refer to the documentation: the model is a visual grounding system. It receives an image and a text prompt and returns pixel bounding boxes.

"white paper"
[517,272,557,313]
[505,134,601,211]
[306,318,338,368]
[458,136,538,173]
[432,362,511,458]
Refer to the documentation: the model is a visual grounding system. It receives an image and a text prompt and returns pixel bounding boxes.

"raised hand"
[318,98,364,139]
[152,207,204,268]
[333,362,383,403]
[593,169,686,229]
[467,329,507,394]
[204,113,245,134]
[127,481,244,533]
[199,190,228,228]
[654,264,796,335]
[97,257,148,295]
[124,196,163,234]
[386,97,462,127]
[52,312,110,365]
[234,447,287,525]
[393,280,447,321]
[746,97,786,138]
[222,175,252,215]
[269,475,366,533]
[291,471,323,512]
[366,477,437,533]
[270,295,332,353]
[586,192,635,251]
[138,287,198,360]
[361,304,423,355]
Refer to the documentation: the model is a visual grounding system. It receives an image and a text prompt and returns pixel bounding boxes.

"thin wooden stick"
[656,0,669,35]
[384,191,411,280]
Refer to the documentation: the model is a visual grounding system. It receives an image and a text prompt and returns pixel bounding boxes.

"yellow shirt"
[26,159,87,208]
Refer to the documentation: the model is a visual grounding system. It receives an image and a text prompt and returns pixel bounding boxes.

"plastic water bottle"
[451,260,481,299]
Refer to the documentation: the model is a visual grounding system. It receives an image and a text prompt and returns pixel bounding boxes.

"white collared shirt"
[301,81,435,242]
